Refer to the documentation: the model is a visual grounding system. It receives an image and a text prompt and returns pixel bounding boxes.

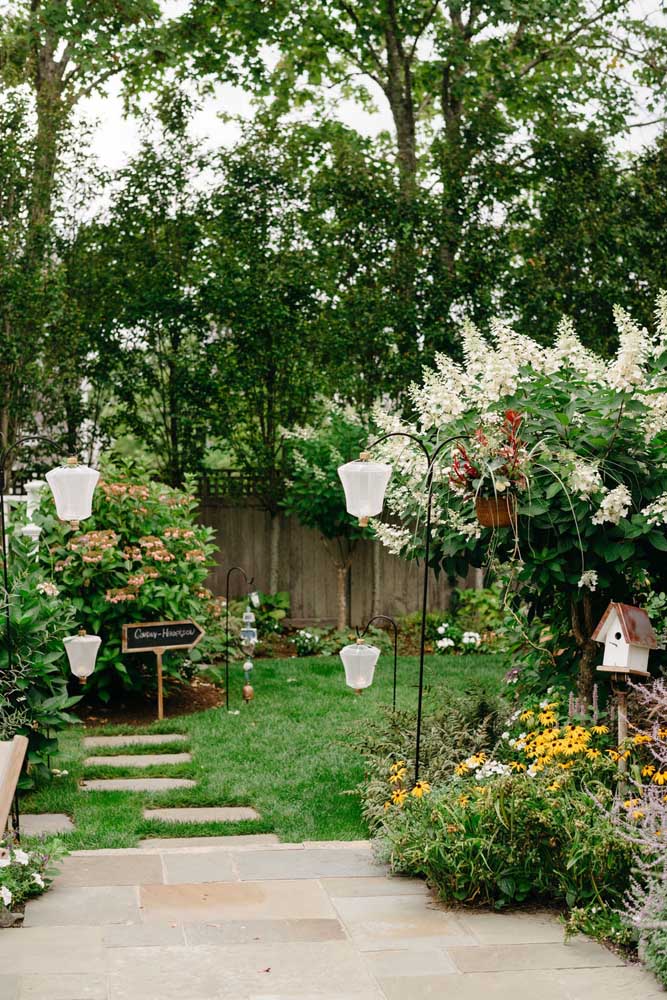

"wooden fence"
[199,500,475,625]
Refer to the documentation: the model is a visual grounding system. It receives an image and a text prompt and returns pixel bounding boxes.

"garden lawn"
[20,652,507,851]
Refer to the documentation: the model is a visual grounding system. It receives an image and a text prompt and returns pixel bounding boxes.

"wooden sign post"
[122,620,205,720]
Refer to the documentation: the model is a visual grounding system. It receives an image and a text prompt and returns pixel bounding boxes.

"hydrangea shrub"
[371,296,667,694]
[1,533,80,776]
[35,473,216,700]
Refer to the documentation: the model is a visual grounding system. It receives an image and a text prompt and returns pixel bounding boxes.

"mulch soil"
[75,677,225,728]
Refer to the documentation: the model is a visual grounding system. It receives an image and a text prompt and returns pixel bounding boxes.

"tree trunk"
[571,593,598,703]
[269,514,280,593]
[336,565,349,632]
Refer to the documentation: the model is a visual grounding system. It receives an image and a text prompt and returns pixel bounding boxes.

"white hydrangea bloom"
[436,636,455,649]
[370,522,412,555]
[641,494,667,526]
[409,354,467,430]
[546,316,605,378]
[606,306,650,392]
[569,461,603,499]
[0,886,12,907]
[592,484,632,525]
[578,570,599,591]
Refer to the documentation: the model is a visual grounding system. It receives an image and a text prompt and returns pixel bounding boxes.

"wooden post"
[617,684,628,776]
[156,649,164,720]
[0,735,28,836]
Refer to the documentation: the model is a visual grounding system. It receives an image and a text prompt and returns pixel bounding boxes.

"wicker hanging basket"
[475,493,517,528]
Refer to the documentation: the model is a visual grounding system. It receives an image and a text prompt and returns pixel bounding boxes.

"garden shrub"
[356,688,507,830]
[1,535,81,777]
[380,771,633,911]
[34,471,216,701]
[612,679,667,986]
[371,298,667,695]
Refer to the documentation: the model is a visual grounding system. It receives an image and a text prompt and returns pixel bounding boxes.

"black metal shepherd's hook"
[224,565,254,711]
[356,615,399,713]
[361,431,471,781]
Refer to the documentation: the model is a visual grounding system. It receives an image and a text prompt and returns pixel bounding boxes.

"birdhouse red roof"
[591,602,658,649]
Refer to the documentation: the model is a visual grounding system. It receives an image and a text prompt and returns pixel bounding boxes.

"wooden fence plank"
[199,504,461,624]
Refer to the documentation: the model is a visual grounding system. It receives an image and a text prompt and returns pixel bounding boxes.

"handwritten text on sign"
[122,620,204,653]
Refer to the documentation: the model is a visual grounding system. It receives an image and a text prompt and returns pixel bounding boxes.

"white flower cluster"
[592,484,632,525]
[37,581,59,598]
[476,759,512,779]
[370,521,413,556]
[436,636,455,650]
[371,301,667,561]
[568,461,603,499]
[461,631,481,647]
[606,306,650,392]
[578,570,599,592]
[641,494,667,526]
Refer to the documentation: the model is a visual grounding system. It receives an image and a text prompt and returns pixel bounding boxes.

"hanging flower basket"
[475,494,517,528]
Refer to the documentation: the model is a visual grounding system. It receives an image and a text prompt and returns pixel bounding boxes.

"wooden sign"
[122,620,205,720]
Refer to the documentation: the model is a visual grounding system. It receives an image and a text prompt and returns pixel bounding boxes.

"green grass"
[21,653,508,851]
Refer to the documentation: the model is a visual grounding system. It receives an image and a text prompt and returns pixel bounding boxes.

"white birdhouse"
[592,602,657,677]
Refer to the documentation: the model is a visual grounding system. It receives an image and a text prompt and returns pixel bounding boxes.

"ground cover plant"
[19,652,507,850]
[0,839,65,919]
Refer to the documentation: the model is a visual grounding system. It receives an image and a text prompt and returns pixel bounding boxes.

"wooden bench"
[0,736,28,836]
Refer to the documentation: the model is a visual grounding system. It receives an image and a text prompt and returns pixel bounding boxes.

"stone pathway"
[0,839,661,1000]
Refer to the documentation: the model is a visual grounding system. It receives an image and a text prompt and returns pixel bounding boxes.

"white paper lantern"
[249,591,261,608]
[338,456,391,524]
[340,642,380,692]
[46,459,100,522]
[63,632,101,681]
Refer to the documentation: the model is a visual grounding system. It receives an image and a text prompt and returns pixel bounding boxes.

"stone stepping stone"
[143,806,259,823]
[83,733,187,748]
[83,753,192,768]
[19,813,75,836]
[81,778,195,792]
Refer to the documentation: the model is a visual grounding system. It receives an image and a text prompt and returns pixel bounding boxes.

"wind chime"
[240,606,258,701]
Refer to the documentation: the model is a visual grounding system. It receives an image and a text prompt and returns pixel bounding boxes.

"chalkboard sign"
[122,620,205,653]
[121,619,205,721]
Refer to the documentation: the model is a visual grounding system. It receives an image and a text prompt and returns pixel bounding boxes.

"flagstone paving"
[2,839,661,1000]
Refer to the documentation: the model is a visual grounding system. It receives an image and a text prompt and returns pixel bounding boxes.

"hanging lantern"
[249,591,261,608]
[339,641,380,693]
[46,458,99,524]
[63,630,101,683]
[20,522,42,544]
[338,452,392,527]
